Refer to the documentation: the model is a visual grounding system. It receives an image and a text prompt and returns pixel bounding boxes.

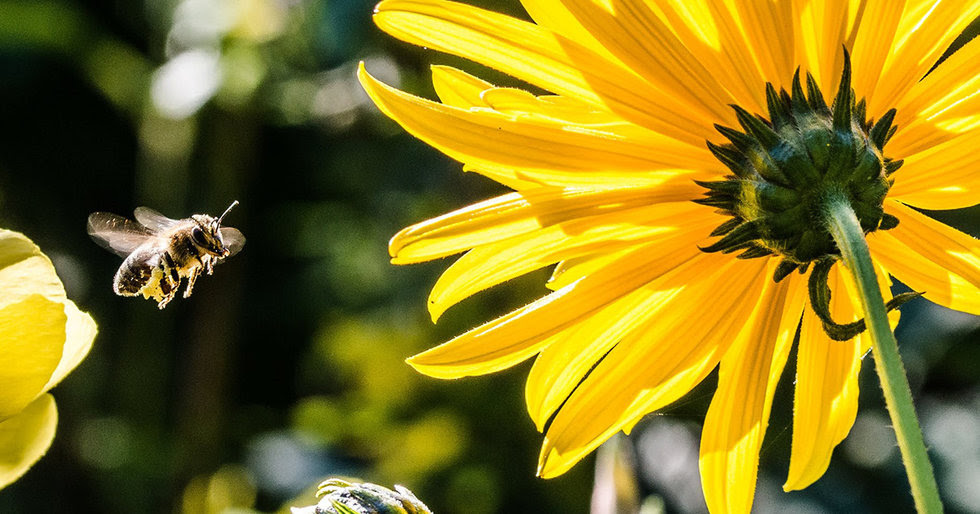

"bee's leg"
[183,266,202,298]
[157,254,180,308]
[203,255,215,275]
[156,275,178,309]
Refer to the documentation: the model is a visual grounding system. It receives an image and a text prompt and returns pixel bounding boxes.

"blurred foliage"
[0,0,977,513]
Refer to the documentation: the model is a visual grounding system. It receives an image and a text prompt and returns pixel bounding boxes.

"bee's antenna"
[217,200,239,224]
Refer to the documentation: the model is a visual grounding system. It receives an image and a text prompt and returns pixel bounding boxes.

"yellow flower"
[0,229,97,489]
[359,0,980,511]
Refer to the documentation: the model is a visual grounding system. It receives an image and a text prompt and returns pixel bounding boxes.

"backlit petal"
[0,230,67,309]
[870,1,980,117]
[794,0,849,95]
[408,236,709,378]
[430,65,493,108]
[699,269,805,514]
[538,257,768,477]
[42,301,97,393]
[888,127,980,210]
[0,296,66,420]
[730,0,798,86]
[848,0,905,102]
[372,0,717,143]
[360,66,717,179]
[785,263,875,490]
[520,0,616,59]
[879,201,980,313]
[389,182,703,263]
[871,231,979,315]
[546,248,633,291]
[428,202,717,320]
[556,0,736,122]
[0,394,57,489]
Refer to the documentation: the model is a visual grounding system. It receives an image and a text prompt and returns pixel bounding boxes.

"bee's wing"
[220,227,246,256]
[133,206,180,232]
[87,213,154,257]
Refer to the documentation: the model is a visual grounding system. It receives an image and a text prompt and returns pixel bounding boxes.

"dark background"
[0,1,977,512]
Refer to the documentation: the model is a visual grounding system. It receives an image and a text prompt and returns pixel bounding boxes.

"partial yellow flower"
[360,0,980,511]
[0,229,97,489]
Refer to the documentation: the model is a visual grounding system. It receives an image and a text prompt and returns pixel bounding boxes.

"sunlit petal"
[556,0,736,122]
[784,262,892,490]
[870,1,980,117]
[539,257,769,477]
[0,395,57,489]
[700,269,805,513]
[880,201,980,313]
[408,237,710,378]
[372,0,717,143]
[389,182,703,263]
[429,202,717,320]
[0,296,66,420]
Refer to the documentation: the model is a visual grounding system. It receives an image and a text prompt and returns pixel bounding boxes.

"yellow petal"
[430,65,493,107]
[460,162,708,190]
[389,182,703,263]
[888,127,980,210]
[538,257,769,477]
[648,0,769,112]
[876,201,980,313]
[870,0,980,117]
[0,230,67,309]
[478,87,629,126]
[888,37,980,162]
[0,295,67,420]
[408,236,709,379]
[525,275,684,431]
[360,66,717,179]
[0,394,57,490]
[428,202,717,320]
[546,248,634,291]
[371,0,715,143]
[729,0,797,86]
[870,231,979,315]
[699,269,805,513]
[521,211,720,428]
[785,265,867,490]
[520,0,616,59]
[848,0,905,102]
[43,300,97,393]
[795,0,850,96]
[554,0,736,123]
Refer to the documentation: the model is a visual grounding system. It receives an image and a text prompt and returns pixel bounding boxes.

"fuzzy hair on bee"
[88,201,245,309]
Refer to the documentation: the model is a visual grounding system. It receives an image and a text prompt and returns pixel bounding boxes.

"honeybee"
[87,201,245,309]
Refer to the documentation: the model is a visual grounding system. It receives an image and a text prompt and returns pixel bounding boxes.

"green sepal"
[766,83,793,129]
[737,245,773,259]
[808,258,924,341]
[699,220,761,253]
[804,72,830,115]
[831,50,853,132]
[733,105,780,149]
[773,259,799,282]
[790,69,811,115]
[884,159,904,175]
[879,213,900,230]
[870,109,897,149]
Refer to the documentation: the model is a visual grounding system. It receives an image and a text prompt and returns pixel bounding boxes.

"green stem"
[822,191,943,513]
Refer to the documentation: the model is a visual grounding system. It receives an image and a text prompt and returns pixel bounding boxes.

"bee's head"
[191,201,239,257]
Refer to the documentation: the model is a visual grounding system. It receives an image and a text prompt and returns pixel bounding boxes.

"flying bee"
[87,201,245,309]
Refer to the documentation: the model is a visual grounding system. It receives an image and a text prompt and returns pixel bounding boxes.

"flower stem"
[821,191,942,513]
